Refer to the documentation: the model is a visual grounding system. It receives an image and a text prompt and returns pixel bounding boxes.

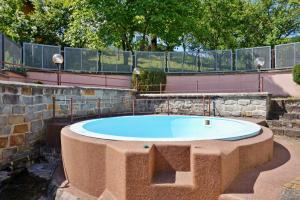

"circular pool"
[69,115,261,141]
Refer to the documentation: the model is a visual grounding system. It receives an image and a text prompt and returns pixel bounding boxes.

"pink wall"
[3,70,300,97]
[25,71,132,89]
[166,71,300,97]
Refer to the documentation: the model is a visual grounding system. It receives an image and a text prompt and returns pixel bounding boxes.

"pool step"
[152,171,193,186]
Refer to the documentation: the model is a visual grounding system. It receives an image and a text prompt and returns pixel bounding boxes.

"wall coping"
[0,80,136,92]
[138,92,271,98]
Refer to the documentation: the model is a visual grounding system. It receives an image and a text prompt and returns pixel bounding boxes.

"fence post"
[0,33,4,70]
[261,77,264,92]
[167,97,170,115]
[160,83,162,94]
[70,98,73,123]
[52,96,56,119]
[203,96,206,116]
[132,97,135,115]
[97,98,101,118]
[208,97,211,116]
[196,80,199,93]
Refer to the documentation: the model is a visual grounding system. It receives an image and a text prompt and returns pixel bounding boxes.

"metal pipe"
[97,98,101,118]
[52,96,56,119]
[132,97,135,115]
[208,97,211,116]
[203,96,206,116]
[261,76,264,92]
[167,97,170,115]
[70,98,73,122]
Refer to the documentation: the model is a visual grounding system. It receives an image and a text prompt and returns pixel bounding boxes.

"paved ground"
[220,135,300,200]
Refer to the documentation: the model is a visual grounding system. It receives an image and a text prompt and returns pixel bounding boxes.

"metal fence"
[135,51,166,70]
[1,32,300,73]
[168,52,198,72]
[101,49,132,73]
[275,42,300,68]
[23,43,61,70]
[2,34,22,68]
[64,47,99,72]
[235,46,271,71]
[199,50,232,72]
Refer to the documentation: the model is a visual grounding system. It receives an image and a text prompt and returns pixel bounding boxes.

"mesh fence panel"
[168,52,198,72]
[295,43,300,66]
[81,49,98,72]
[235,46,271,71]
[64,47,82,71]
[64,47,98,72]
[23,43,60,69]
[43,45,61,70]
[135,51,165,70]
[0,33,3,68]
[101,49,132,72]
[275,43,295,68]
[3,35,22,68]
[200,50,232,72]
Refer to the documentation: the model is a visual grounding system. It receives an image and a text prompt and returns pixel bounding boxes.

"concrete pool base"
[61,124,273,200]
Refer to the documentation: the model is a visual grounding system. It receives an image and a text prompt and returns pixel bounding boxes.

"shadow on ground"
[224,141,291,194]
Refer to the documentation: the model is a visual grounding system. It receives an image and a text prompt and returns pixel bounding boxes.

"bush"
[6,66,27,76]
[293,64,300,85]
[132,69,167,92]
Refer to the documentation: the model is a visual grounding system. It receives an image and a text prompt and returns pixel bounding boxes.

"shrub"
[132,68,166,92]
[293,64,300,85]
[6,66,27,76]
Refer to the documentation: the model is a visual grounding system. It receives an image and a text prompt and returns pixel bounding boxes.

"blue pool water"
[69,115,261,141]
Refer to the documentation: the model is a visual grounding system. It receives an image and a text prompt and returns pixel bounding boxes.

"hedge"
[293,64,300,85]
[132,69,166,92]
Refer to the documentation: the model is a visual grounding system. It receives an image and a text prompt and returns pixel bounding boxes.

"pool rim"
[69,115,262,141]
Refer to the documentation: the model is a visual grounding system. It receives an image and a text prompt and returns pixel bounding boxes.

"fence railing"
[1,32,300,74]
[51,96,213,123]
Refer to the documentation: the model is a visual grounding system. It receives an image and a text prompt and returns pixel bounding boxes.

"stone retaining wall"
[137,93,271,118]
[0,81,135,167]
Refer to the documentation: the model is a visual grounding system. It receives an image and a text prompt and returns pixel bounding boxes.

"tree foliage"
[0,0,299,51]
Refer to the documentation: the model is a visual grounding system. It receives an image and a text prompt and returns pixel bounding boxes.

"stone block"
[10,134,26,146]
[21,87,32,95]
[238,99,250,105]
[82,89,95,96]
[0,137,8,148]
[32,87,43,95]
[43,88,54,95]
[33,96,43,104]
[25,112,43,122]
[12,105,26,114]
[13,123,29,134]
[2,147,17,160]
[224,100,236,105]
[0,126,11,136]
[21,96,33,105]
[2,94,20,104]
[8,115,25,124]
[251,100,266,106]
[31,120,44,133]
[0,104,11,114]
[32,104,47,112]
[4,86,19,94]
[42,111,52,119]
[0,116,8,126]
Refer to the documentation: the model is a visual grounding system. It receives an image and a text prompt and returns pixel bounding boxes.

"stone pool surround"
[0,80,270,168]
[61,125,273,200]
